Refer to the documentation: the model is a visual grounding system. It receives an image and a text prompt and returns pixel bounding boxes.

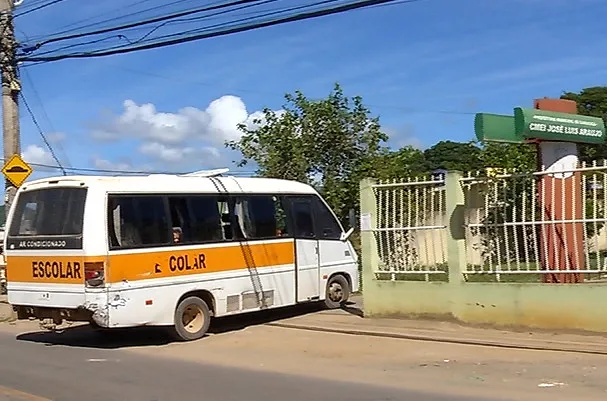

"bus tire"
[172,296,211,341]
[324,274,350,309]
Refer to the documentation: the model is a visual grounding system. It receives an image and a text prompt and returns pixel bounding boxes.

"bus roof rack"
[179,168,230,178]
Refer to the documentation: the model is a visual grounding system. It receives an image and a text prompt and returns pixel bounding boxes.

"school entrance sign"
[514,108,605,144]
[474,98,606,284]
[474,108,606,145]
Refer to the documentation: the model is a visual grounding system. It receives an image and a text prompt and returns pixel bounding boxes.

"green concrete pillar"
[445,171,466,286]
[360,178,379,303]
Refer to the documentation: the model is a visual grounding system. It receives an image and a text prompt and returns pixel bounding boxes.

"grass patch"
[373,257,607,284]
[465,256,606,283]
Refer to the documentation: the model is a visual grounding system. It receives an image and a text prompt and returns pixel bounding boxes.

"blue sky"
[11,0,607,181]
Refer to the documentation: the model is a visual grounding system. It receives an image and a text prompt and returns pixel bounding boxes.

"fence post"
[360,178,379,294]
[445,171,466,285]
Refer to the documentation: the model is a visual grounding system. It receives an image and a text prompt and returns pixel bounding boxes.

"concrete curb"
[267,322,607,356]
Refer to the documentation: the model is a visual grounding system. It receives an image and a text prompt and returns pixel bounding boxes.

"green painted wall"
[360,175,607,333]
[363,280,607,332]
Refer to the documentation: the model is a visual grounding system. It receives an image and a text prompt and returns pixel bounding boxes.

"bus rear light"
[84,261,105,287]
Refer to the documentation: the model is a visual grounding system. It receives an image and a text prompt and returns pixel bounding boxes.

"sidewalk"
[3,293,607,354]
[268,306,607,355]
[0,294,13,322]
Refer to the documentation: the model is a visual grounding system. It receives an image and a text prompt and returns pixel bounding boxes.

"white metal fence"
[372,175,448,281]
[367,161,607,283]
[461,161,607,281]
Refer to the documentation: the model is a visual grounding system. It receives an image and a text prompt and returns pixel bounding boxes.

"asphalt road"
[0,330,508,401]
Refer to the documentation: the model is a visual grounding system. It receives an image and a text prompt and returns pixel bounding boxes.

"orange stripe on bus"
[107,240,295,283]
[6,241,295,284]
[6,256,99,284]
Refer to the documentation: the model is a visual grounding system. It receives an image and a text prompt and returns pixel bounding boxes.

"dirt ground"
[2,309,607,401]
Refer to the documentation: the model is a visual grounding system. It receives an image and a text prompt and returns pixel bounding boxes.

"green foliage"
[561,86,607,162]
[423,140,483,172]
[226,83,388,223]
[364,146,427,181]
[479,142,536,172]
[560,87,607,241]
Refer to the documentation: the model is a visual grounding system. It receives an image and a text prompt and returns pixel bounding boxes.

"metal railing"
[372,175,448,281]
[460,161,607,281]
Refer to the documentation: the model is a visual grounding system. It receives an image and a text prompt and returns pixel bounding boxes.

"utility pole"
[0,0,20,295]
[0,0,20,223]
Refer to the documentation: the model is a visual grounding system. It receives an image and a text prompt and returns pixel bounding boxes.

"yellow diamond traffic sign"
[2,154,32,188]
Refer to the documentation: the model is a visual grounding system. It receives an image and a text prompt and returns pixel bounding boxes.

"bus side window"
[288,198,316,239]
[187,196,224,243]
[218,201,233,240]
[274,196,289,237]
[312,196,342,240]
[232,196,286,240]
[167,197,190,243]
[108,197,142,248]
[135,196,170,245]
[108,195,170,249]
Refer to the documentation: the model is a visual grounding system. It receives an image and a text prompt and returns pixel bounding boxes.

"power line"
[28,0,200,42]
[21,68,72,167]
[21,0,420,63]
[54,0,334,58]
[26,0,332,59]
[28,0,278,58]
[27,162,170,175]
[127,0,279,47]
[15,160,257,176]
[30,34,132,57]
[19,91,67,175]
[25,0,263,49]
[47,0,159,33]
[14,0,69,18]
[124,0,338,48]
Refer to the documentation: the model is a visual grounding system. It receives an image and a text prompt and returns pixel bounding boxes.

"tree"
[480,142,536,172]
[560,87,607,241]
[226,83,388,223]
[423,140,483,173]
[561,86,607,162]
[474,142,537,267]
[363,145,426,181]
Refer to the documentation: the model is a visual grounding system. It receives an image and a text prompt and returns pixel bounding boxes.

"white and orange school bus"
[5,169,359,341]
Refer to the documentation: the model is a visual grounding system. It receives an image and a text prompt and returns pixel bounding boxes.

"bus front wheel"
[172,296,211,341]
[324,274,350,309]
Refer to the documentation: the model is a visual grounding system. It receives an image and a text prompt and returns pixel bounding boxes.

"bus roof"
[19,173,318,195]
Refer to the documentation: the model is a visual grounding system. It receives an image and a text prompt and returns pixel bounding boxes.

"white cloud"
[138,142,220,164]
[22,144,55,166]
[92,96,265,145]
[21,144,63,173]
[90,95,277,169]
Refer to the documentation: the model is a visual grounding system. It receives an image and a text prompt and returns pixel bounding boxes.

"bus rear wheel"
[172,296,211,341]
[324,274,350,309]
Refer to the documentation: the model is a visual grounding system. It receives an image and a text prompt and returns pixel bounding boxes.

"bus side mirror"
[340,227,355,242]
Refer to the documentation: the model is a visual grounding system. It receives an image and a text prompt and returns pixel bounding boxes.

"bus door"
[311,197,356,282]
[288,196,320,302]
